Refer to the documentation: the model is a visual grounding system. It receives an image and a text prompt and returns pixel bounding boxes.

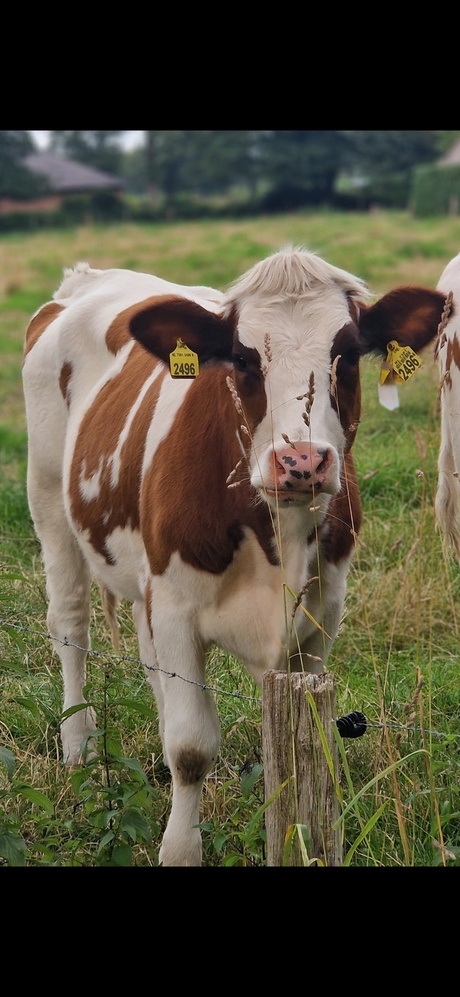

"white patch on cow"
[78,454,104,502]
[72,523,146,604]
[101,527,147,602]
[141,373,196,475]
[108,365,164,489]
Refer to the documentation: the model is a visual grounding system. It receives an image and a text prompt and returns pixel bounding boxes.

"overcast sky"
[29,131,145,151]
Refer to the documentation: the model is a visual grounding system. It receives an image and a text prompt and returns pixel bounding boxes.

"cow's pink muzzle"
[263,444,336,503]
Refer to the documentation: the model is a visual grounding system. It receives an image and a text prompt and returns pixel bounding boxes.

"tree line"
[1,130,459,211]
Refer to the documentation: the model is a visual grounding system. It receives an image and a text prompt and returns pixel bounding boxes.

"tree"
[261,131,349,210]
[0,130,49,199]
[176,130,263,196]
[343,130,439,179]
[138,131,265,201]
[49,131,124,175]
[337,131,441,208]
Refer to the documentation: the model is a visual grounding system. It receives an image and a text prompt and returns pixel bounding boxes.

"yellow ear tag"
[380,340,422,386]
[169,338,199,379]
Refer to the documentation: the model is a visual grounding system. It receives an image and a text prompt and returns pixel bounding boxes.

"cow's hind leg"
[132,598,166,748]
[28,477,96,765]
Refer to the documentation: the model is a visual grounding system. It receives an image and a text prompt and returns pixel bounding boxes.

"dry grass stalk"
[291,575,319,619]
[302,372,315,428]
[226,375,243,416]
[226,458,245,486]
[264,332,273,363]
[413,427,427,462]
[330,354,341,402]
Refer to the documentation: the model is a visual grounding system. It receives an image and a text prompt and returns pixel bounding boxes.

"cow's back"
[23,264,224,479]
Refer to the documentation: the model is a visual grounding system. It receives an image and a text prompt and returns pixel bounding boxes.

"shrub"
[411,164,460,217]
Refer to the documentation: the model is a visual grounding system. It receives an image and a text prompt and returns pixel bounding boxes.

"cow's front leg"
[149,596,220,867]
[289,559,350,673]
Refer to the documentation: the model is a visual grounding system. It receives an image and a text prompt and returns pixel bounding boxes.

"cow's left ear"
[129,295,235,365]
[356,287,447,356]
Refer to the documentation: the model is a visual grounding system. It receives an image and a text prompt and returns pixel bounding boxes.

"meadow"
[2,210,460,866]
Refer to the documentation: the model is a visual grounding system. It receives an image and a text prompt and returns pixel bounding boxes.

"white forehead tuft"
[223,246,371,309]
[224,248,368,365]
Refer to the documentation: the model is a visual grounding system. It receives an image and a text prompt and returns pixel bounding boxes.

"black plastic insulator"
[336,711,367,738]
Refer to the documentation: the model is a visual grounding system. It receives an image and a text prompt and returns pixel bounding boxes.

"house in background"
[0,152,124,215]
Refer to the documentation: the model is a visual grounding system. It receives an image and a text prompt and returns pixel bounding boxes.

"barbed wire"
[0,617,261,703]
[2,616,459,742]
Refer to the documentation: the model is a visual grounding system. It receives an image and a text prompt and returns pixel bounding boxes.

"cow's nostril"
[316,449,329,473]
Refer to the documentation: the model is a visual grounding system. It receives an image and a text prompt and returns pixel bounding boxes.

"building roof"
[21,152,124,193]
[439,138,460,167]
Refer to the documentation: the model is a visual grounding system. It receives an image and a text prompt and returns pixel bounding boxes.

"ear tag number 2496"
[169,339,200,379]
[380,340,422,386]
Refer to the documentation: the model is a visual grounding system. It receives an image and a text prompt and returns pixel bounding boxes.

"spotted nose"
[270,444,334,496]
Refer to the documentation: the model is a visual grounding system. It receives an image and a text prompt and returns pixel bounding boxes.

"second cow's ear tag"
[169,338,200,378]
[385,340,422,383]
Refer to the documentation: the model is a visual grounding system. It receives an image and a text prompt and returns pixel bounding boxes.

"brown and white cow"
[22,250,446,865]
[435,252,460,551]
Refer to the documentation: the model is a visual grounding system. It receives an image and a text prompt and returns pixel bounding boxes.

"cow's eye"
[233,354,248,371]
[335,346,360,368]
[343,347,360,366]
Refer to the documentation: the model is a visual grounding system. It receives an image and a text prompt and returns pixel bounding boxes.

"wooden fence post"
[262,670,342,867]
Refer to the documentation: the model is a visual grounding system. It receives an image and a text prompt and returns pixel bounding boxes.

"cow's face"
[229,291,360,508]
[221,251,373,510]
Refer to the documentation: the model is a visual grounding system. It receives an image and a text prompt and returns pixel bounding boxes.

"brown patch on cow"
[59,361,73,407]
[175,747,210,785]
[141,363,277,576]
[317,454,362,564]
[104,299,164,354]
[69,343,166,563]
[231,339,267,432]
[330,322,361,450]
[24,302,64,359]
[442,331,460,389]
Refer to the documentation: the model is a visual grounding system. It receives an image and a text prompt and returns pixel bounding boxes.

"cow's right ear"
[129,295,235,366]
[356,287,447,356]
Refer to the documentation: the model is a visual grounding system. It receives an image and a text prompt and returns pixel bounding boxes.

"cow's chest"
[162,528,320,675]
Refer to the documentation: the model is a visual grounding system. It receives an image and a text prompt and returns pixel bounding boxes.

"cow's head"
[129,249,446,511]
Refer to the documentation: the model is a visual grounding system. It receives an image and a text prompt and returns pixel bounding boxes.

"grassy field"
[2,210,460,866]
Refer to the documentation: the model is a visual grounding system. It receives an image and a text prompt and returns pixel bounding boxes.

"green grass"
[2,211,460,866]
